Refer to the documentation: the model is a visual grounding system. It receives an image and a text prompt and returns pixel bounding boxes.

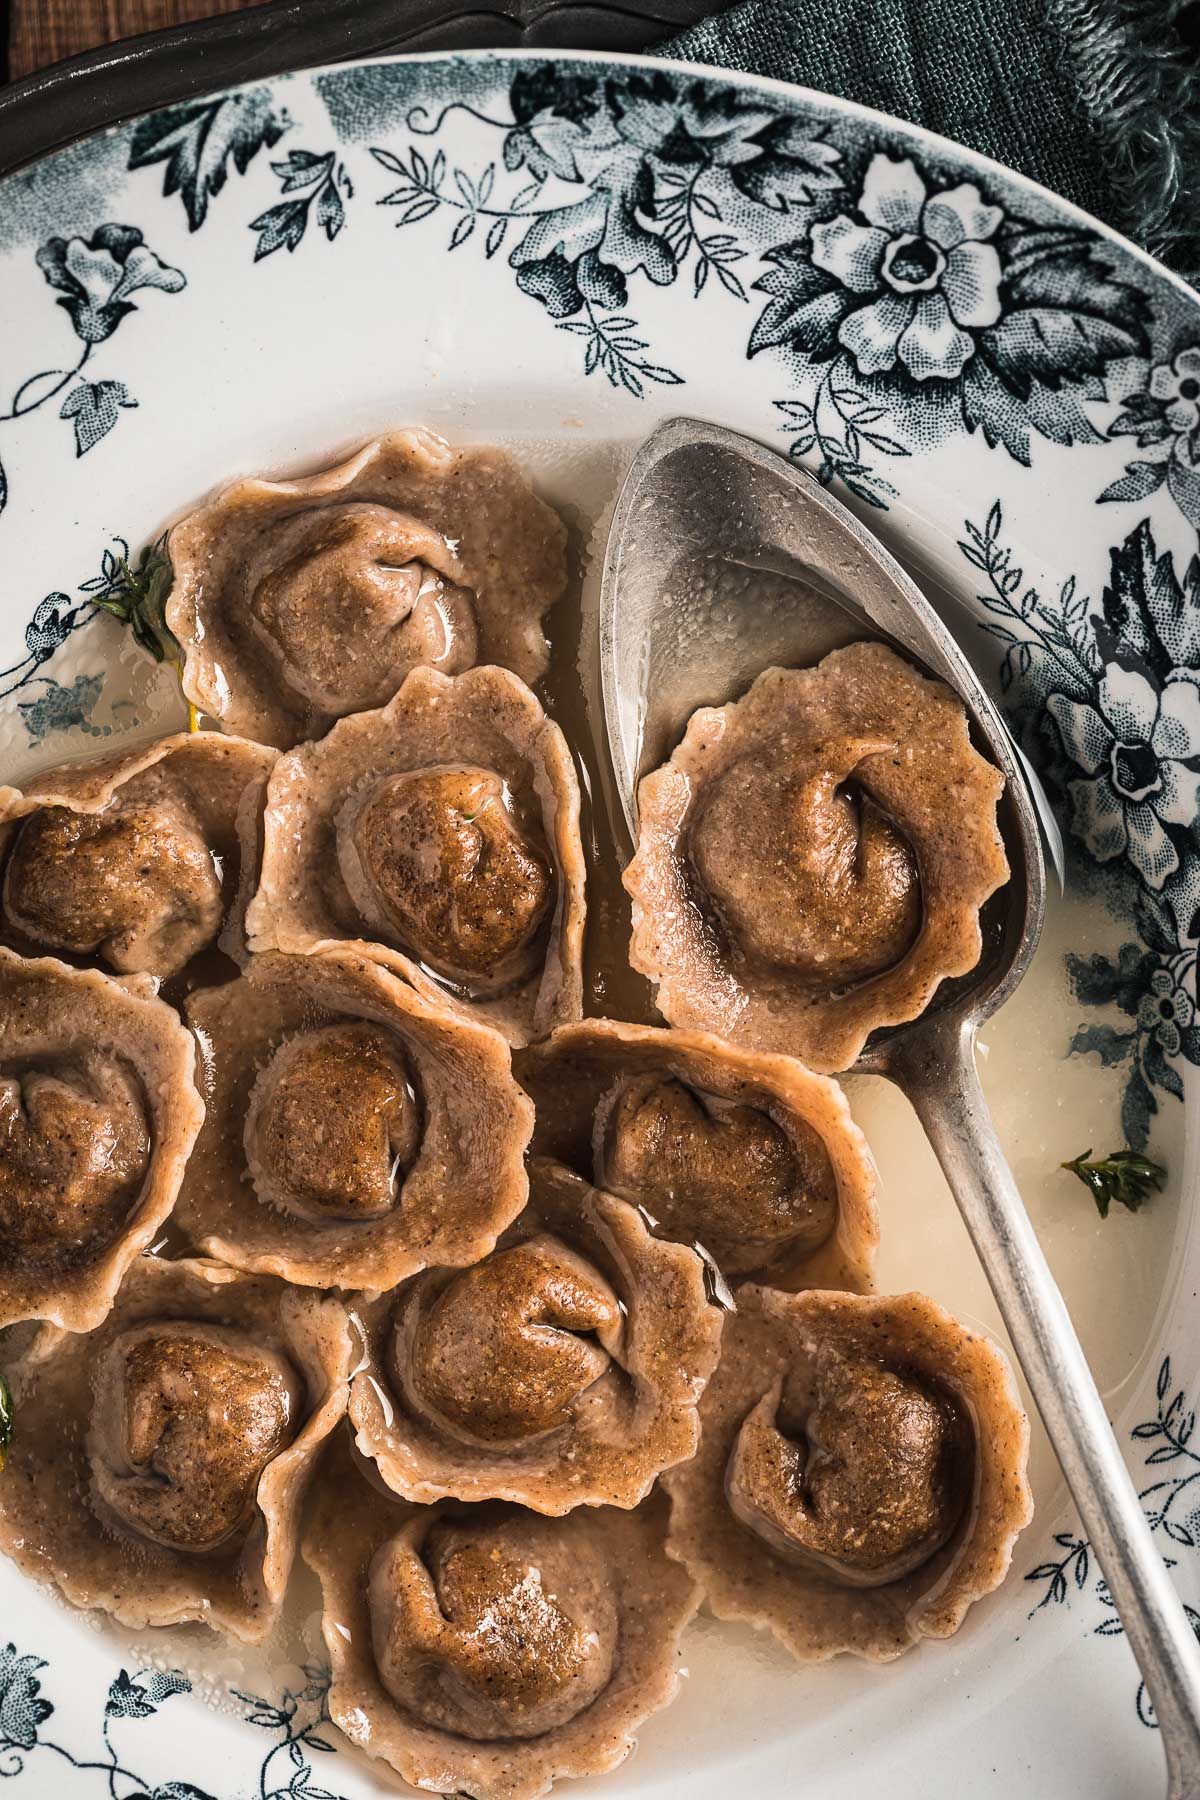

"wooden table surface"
[6,0,255,81]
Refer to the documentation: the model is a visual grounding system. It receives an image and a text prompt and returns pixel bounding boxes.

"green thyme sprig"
[0,1369,12,1473]
[86,534,179,665]
[1062,1147,1167,1220]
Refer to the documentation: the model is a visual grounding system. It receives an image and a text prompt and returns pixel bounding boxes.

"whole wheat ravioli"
[0,948,203,1331]
[0,731,275,981]
[625,641,1009,1072]
[246,663,585,1045]
[166,428,567,749]
[517,1017,878,1291]
[179,945,533,1291]
[303,1431,698,1800]
[349,1157,724,1513]
[662,1285,1032,1661]
[0,1256,352,1643]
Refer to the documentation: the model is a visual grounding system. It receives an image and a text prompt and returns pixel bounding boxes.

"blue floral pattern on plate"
[0,226,184,508]
[1025,1357,1200,1728]
[0,1653,347,1799]
[957,502,1200,1145]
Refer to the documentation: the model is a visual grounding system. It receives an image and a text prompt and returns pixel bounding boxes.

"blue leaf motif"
[1026,1338,1200,1732]
[106,1670,157,1718]
[18,673,110,742]
[1100,462,1168,503]
[251,199,310,261]
[142,1671,191,1706]
[315,181,346,241]
[1066,946,1158,1015]
[129,89,288,229]
[250,150,350,261]
[1069,1023,1136,1068]
[233,1689,292,1730]
[60,380,137,456]
[273,148,329,190]
[1121,1066,1158,1152]
[970,225,1149,401]
[1145,1039,1186,1102]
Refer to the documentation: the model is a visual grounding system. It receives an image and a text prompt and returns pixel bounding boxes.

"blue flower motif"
[35,223,185,345]
[23,592,77,661]
[808,153,1003,382]
[1151,346,1200,435]
[0,1643,53,1752]
[1138,966,1196,1057]
[1048,662,1200,890]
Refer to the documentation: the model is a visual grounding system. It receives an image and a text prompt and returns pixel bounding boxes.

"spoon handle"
[894,1015,1200,1800]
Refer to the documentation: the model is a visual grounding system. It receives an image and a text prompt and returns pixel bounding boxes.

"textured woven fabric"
[658,0,1200,282]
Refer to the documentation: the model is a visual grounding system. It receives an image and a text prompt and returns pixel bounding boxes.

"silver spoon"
[599,416,1200,1798]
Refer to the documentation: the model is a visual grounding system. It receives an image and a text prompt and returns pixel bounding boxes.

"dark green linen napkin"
[658,0,1200,284]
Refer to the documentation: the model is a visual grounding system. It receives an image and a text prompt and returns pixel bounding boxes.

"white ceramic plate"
[2,48,1199,1800]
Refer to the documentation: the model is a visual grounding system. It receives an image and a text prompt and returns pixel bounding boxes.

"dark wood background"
[4,0,256,79]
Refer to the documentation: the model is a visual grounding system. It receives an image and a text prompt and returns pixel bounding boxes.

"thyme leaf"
[85,533,179,665]
[1062,1147,1167,1219]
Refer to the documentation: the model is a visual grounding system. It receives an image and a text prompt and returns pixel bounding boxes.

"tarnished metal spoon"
[599,416,1200,1798]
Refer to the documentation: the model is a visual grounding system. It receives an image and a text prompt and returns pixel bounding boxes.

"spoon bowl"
[599,416,1200,1800]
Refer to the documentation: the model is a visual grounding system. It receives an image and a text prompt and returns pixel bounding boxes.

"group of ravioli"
[0,430,1033,1800]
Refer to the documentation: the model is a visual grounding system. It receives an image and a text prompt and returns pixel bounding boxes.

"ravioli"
[246,664,585,1045]
[304,1432,698,1800]
[0,949,203,1331]
[517,1018,877,1291]
[0,732,275,981]
[625,642,1009,1071]
[178,946,532,1291]
[663,1285,1032,1660]
[166,429,566,748]
[0,1256,351,1641]
[350,1158,723,1511]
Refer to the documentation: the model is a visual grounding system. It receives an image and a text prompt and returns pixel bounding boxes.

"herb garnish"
[1062,1147,1167,1219]
[0,1369,12,1472]
[85,534,179,666]
[85,535,201,730]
